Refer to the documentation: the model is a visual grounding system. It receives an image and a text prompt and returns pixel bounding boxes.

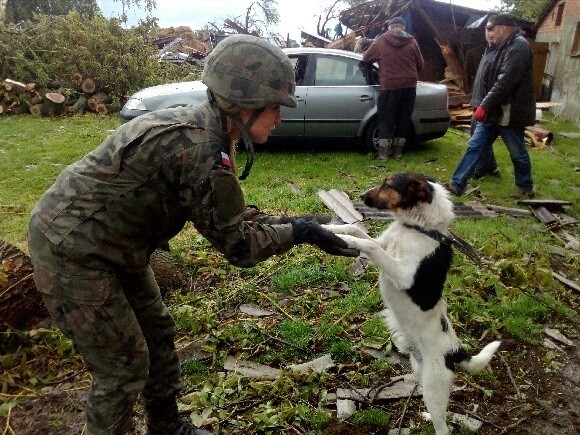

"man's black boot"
[145,396,213,435]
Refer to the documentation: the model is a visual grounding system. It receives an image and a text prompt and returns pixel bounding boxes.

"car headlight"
[123,98,147,111]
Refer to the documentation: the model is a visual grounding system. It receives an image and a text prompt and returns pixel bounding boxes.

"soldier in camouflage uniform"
[28,34,358,435]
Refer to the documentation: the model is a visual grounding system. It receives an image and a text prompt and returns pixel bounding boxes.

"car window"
[288,55,309,86]
[313,55,369,86]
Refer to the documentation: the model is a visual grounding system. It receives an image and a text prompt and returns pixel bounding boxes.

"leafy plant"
[0,12,201,101]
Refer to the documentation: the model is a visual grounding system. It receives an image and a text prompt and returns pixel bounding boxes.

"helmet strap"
[230,115,254,180]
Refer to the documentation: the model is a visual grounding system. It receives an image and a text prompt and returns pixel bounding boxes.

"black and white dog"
[326,172,501,435]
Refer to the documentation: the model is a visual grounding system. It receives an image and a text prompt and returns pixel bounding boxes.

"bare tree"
[221,0,279,36]
[112,0,156,24]
[316,0,345,39]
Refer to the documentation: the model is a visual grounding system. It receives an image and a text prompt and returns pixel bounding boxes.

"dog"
[325,172,501,435]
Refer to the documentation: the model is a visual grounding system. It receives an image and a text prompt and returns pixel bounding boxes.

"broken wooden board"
[487,204,533,217]
[552,272,580,293]
[354,201,498,221]
[516,199,572,212]
[317,189,364,224]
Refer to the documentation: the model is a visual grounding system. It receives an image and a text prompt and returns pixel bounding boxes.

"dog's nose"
[360,188,371,199]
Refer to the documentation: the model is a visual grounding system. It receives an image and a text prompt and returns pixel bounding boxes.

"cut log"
[90,91,112,105]
[81,77,96,94]
[3,78,27,94]
[44,92,66,116]
[88,93,113,112]
[72,72,84,85]
[69,94,88,115]
[0,241,48,332]
[94,102,109,115]
[29,103,45,117]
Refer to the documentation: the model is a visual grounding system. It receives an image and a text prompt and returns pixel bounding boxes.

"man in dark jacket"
[362,16,424,160]
[28,35,357,435]
[446,14,535,199]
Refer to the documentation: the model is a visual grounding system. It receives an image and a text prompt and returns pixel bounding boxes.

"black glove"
[289,218,359,257]
[279,214,333,225]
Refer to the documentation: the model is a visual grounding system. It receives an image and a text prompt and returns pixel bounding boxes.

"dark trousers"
[377,87,416,140]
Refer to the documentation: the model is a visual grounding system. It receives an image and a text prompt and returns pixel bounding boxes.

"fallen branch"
[500,353,522,399]
[396,382,418,435]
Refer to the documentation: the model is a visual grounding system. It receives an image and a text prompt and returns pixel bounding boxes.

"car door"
[273,54,309,138]
[303,53,376,138]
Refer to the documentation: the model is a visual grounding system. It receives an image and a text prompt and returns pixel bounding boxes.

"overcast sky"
[96,0,503,41]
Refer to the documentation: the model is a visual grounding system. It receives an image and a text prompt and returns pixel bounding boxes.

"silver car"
[120,47,450,151]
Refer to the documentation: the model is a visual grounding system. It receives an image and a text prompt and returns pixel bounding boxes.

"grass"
[0,112,579,433]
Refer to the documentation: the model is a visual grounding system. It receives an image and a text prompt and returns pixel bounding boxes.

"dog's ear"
[410,178,434,204]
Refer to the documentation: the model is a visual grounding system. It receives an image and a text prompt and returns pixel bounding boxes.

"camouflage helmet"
[202,34,297,109]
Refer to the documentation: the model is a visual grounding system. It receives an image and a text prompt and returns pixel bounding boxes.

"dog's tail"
[448,341,502,373]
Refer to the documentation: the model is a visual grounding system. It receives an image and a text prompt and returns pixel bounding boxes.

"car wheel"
[363,118,378,154]
[363,119,418,153]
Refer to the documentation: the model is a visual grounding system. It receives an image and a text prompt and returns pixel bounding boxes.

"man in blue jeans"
[446,14,535,199]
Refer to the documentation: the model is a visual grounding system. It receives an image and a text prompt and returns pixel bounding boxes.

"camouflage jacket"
[29,101,295,272]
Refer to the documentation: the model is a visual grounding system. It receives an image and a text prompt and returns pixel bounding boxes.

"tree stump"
[0,241,48,332]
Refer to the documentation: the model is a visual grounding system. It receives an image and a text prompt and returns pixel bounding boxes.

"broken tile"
[239,303,274,317]
[288,354,335,373]
[223,356,280,379]
[336,399,357,420]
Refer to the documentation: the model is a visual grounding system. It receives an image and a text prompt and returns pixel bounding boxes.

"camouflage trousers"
[28,226,181,434]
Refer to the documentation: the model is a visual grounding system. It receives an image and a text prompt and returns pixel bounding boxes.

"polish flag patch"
[220,152,232,168]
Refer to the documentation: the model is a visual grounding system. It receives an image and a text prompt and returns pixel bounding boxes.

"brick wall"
[538,0,580,36]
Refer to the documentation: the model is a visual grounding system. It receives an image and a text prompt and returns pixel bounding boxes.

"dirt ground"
[2,326,579,435]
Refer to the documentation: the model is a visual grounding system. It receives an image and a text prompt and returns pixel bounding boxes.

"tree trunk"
[0,241,48,332]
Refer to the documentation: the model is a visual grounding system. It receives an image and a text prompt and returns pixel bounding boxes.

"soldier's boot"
[393,137,406,160]
[146,396,213,435]
[376,139,392,161]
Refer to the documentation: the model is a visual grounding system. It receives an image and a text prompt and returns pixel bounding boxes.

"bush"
[0,12,201,102]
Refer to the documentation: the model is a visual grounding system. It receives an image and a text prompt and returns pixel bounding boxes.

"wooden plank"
[552,272,580,293]
[530,206,559,230]
[318,189,364,224]
[488,204,533,217]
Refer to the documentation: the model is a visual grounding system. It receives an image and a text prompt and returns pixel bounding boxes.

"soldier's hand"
[280,214,332,225]
[290,218,359,257]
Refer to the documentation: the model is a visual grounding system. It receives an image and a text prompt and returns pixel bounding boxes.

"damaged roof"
[339,0,535,38]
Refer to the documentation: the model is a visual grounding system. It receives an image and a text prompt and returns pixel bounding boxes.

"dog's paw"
[323,223,370,239]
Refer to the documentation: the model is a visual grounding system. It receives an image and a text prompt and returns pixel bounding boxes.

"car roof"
[282,47,364,61]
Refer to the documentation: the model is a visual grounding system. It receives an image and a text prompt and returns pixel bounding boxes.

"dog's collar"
[403,224,452,246]
[403,223,484,264]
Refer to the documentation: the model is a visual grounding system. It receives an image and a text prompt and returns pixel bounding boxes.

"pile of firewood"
[0,74,120,118]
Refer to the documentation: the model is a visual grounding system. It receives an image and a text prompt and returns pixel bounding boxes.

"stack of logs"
[0,74,120,118]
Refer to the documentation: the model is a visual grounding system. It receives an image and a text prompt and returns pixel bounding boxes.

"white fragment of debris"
[336,399,357,420]
[544,328,575,346]
[176,340,211,362]
[239,303,274,317]
[223,356,280,379]
[543,338,565,352]
[288,354,335,373]
[450,412,483,431]
[388,429,410,435]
